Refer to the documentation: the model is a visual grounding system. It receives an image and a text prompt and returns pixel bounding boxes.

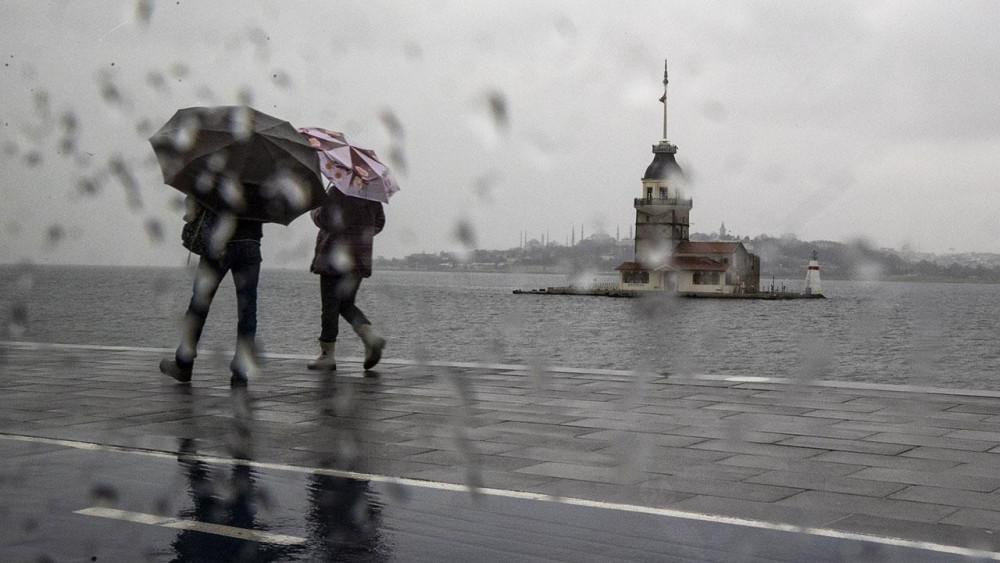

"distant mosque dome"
[642,144,684,181]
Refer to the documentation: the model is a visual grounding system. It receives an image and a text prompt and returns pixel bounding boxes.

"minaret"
[633,58,692,266]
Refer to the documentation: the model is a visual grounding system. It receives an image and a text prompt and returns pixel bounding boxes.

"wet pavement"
[3,341,1000,561]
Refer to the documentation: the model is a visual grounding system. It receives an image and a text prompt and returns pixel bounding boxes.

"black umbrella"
[149,106,325,225]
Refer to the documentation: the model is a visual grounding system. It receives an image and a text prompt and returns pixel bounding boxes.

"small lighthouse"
[804,250,823,297]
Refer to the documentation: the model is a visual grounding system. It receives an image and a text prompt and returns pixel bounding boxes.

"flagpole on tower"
[660,59,669,141]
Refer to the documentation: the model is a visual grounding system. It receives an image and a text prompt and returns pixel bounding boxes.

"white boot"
[230,338,260,385]
[307,340,336,371]
[359,325,386,370]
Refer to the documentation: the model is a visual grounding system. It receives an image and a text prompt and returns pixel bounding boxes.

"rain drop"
[78,176,100,196]
[486,90,509,131]
[32,89,50,118]
[134,118,154,137]
[379,109,405,140]
[7,303,28,338]
[89,484,119,506]
[145,218,164,244]
[135,0,154,26]
[46,225,64,246]
[271,71,291,88]
[146,70,167,92]
[237,87,254,106]
[452,219,477,249]
[58,137,76,156]
[108,156,143,210]
[96,71,125,106]
[228,106,253,141]
[386,145,407,176]
[169,63,190,78]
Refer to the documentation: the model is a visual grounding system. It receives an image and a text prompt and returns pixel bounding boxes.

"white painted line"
[0,340,654,378]
[74,507,306,545]
[8,339,1000,399]
[4,432,999,560]
[723,376,773,383]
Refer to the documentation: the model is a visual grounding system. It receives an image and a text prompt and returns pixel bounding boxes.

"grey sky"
[3,1,1000,267]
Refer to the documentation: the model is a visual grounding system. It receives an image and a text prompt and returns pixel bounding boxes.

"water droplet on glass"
[271,71,291,88]
[78,176,100,196]
[146,70,168,93]
[208,214,236,257]
[229,106,253,141]
[59,112,78,133]
[134,0,154,26]
[379,109,405,140]
[237,87,254,106]
[171,115,200,152]
[96,71,126,106]
[46,225,64,246]
[452,219,477,249]
[145,218,164,244]
[89,484,119,506]
[108,156,143,210]
[264,168,312,213]
[169,63,190,78]
[7,303,28,338]
[330,243,355,274]
[135,118,154,137]
[386,145,407,176]
[218,175,247,211]
[486,90,509,131]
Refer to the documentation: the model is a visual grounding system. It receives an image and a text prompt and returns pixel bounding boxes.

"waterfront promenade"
[4,340,1000,560]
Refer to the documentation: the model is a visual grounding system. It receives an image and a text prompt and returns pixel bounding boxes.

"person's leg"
[338,275,385,370]
[182,257,226,359]
[308,274,341,370]
[161,257,225,382]
[336,274,368,334]
[230,245,261,382]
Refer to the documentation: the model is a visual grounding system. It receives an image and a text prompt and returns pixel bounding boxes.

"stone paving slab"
[4,341,1000,553]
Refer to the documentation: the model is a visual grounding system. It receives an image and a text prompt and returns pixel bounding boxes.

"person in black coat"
[160,198,264,385]
[307,188,386,372]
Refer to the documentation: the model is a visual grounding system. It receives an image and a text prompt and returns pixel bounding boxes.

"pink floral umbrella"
[297,127,400,203]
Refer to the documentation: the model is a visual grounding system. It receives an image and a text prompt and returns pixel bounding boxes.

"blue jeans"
[319,273,370,343]
[179,241,261,362]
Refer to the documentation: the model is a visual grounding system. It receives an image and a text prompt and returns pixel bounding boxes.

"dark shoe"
[229,357,259,384]
[230,373,248,388]
[363,336,386,370]
[159,357,193,383]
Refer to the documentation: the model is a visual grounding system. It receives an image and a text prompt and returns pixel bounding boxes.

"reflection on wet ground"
[6,440,972,563]
[3,343,1000,561]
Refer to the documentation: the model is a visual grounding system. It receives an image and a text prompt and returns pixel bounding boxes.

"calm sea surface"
[2,265,998,390]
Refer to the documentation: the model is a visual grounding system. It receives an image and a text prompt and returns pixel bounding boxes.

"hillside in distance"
[376,232,1000,284]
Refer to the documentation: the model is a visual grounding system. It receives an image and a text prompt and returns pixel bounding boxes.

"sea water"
[2,265,998,391]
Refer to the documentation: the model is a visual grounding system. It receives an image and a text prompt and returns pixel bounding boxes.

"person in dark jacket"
[160,198,264,385]
[307,188,386,371]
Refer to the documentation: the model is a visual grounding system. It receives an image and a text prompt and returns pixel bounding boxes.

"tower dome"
[643,142,684,181]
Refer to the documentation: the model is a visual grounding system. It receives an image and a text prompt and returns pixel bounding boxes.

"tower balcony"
[634,197,693,208]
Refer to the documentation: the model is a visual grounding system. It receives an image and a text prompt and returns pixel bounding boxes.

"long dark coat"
[310,189,385,278]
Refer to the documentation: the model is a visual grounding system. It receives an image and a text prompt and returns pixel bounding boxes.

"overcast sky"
[3,1,1000,267]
